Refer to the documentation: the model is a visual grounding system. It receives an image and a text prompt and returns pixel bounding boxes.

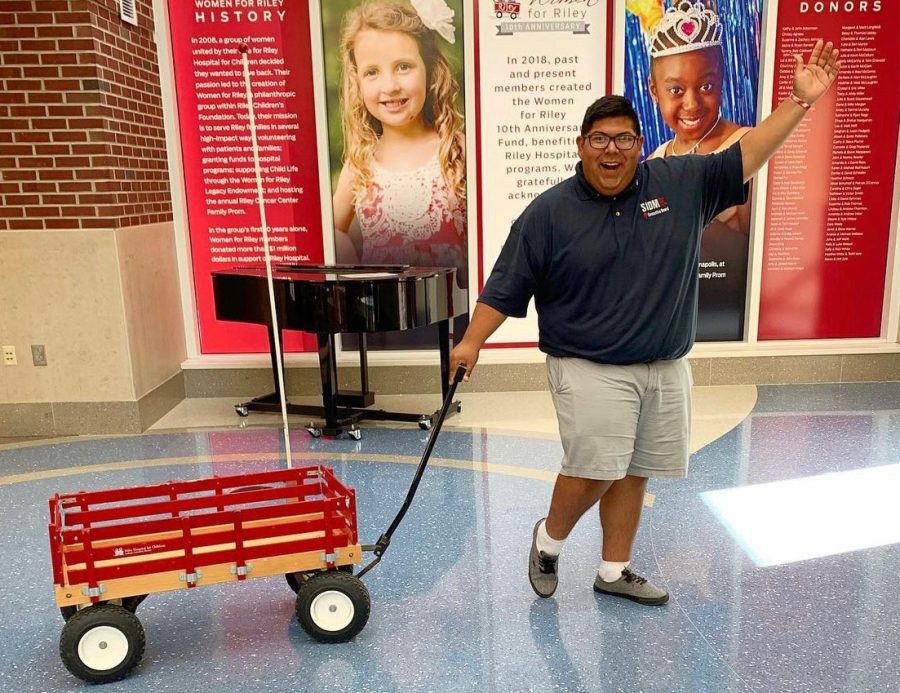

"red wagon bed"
[49,465,367,683]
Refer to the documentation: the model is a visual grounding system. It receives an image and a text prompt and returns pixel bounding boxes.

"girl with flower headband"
[332,0,467,289]
[629,0,753,339]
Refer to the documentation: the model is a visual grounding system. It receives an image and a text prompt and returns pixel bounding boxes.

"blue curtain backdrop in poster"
[624,0,763,341]
[625,0,762,159]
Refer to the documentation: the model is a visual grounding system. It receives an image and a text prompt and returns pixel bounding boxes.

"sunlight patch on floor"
[702,463,900,566]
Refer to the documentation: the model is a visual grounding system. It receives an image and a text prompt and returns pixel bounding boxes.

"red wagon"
[49,465,367,683]
[48,364,466,684]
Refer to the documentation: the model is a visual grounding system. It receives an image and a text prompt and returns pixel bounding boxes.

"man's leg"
[533,357,644,597]
[598,474,647,561]
[545,474,613,539]
[530,474,613,598]
[590,359,691,604]
[592,474,667,604]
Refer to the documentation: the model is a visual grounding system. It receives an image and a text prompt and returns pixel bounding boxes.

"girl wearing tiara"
[332,0,467,289]
[630,0,754,340]
[639,1,751,159]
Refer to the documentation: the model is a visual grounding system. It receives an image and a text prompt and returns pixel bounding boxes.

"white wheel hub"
[78,625,129,671]
[310,590,355,632]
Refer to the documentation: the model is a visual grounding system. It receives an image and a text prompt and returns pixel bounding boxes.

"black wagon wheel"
[286,564,354,594]
[295,571,370,643]
[59,603,146,684]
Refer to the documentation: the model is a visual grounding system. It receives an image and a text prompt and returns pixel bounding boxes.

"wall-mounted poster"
[624,0,763,342]
[167,0,324,353]
[322,0,469,350]
[475,0,609,347]
[758,0,900,340]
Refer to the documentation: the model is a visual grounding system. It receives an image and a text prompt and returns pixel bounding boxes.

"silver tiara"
[649,1,723,58]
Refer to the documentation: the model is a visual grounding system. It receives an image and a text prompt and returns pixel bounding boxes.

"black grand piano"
[211,264,462,439]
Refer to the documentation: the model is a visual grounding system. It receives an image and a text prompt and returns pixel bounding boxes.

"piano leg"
[235,322,460,435]
[269,324,284,400]
[359,333,369,396]
[235,333,365,434]
[317,331,341,435]
[233,325,295,417]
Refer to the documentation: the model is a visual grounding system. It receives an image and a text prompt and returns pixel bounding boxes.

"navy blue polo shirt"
[478,142,747,364]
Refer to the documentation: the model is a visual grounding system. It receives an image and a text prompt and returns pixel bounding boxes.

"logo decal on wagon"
[640,196,670,218]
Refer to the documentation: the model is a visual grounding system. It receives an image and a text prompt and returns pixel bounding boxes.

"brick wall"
[0,0,172,231]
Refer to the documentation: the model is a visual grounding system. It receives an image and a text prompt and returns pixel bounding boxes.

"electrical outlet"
[31,344,47,366]
[2,346,16,366]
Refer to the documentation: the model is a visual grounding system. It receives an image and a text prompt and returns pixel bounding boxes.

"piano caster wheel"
[235,405,250,417]
[305,426,322,438]
[346,427,362,441]
[417,416,433,431]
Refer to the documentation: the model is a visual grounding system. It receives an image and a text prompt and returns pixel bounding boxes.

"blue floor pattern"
[1,383,899,692]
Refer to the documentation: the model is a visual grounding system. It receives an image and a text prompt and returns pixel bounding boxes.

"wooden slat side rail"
[62,511,355,566]
[55,544,364,607]
[62,506,356,581]
[60,479,338,527]
[49,495,64,584]
[63,530,356,586]
[346,486,359,544]
[56,467,336,509]
[51,467,351,543]
[67,526,352,570]
[48,465,363,602]
[58,497,335,545]
[61,510,326,554]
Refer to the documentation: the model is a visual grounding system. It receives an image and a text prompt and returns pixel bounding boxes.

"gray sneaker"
[593,567,669,605]
[528,519,559,598]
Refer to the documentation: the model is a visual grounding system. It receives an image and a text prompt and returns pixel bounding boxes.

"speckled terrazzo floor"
[2,383,899,692]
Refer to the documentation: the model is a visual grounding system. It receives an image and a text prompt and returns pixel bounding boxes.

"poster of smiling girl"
[322,0,467,350]
[625,0,763,341]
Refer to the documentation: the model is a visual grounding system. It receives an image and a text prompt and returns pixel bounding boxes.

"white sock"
[536,520,566,556]
[597,560,629,582]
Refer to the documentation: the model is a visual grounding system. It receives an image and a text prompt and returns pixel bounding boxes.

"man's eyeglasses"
[584,133,638,151]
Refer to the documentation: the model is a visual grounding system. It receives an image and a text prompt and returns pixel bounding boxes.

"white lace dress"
[354,153,466,285]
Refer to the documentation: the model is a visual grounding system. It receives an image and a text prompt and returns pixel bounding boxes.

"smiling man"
[450,40,840,605]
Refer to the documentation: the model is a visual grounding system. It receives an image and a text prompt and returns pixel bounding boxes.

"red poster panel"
[168,1,324,353]
[758,1,900,340]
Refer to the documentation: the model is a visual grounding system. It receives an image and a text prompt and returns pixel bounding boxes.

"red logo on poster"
[494,2,520,19]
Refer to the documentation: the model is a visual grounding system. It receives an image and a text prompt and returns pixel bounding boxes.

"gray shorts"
[546,355,693,480]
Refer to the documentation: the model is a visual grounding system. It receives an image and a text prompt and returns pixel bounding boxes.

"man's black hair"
[580,95,641,137]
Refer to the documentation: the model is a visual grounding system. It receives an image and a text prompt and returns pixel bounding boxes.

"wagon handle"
[357,364,467,579]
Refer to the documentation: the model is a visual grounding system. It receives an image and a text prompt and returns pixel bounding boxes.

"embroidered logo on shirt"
[640,196,670,218]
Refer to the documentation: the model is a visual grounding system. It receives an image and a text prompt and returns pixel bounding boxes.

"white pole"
[239,43,294,468]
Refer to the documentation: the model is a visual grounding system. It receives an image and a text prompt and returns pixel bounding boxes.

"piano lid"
[211,263,458,333]
[219,264,452,284]
[275,263,410,273]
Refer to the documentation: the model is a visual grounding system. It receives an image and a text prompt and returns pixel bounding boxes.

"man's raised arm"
[740,39,841,182]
